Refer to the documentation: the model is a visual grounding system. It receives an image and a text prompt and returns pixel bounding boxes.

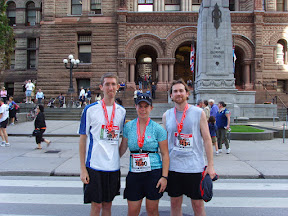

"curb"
[8,134,79,137]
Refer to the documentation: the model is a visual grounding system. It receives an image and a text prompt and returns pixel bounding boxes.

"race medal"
[102,99,116,132]
[131,153,151,173]
[137,118,150,149]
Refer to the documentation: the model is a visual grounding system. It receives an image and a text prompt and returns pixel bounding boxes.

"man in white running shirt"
[79,73,126,216]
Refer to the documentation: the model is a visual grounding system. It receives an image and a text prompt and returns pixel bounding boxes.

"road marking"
[1,192,287,208]
[205,197,288,208]
[0,180,126,188]
[0,180,287,191]
[0,193,173,206]
[213,182,288,191]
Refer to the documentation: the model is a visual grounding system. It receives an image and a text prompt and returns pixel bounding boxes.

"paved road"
[0,176,287,216]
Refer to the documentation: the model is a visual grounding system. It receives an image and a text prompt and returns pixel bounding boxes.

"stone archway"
[135,45,158,89]
[125,34,164,88]
[233,34,255,90]
[165,27,197,84]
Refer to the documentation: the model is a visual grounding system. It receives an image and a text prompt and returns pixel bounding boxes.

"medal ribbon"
[137,118,150,149]
[102,99,116,132]
[174,103,189,135]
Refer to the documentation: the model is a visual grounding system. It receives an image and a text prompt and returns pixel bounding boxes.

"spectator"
[36,89,44,104]
[209,99,219,118]
[144,74,148,89]
[119,82,125,92]
[138,75,143,90]
[79,87,86,107]
[86,88,92,104]
[187,79,193,87]
[115,98,122,106]
[216,101,231,154]
[203,100,210,121]
[196,99,203,108]
[25,80,35,103]
[95,93,101,102]
[151,82,156,99]
[8,97,17,125]
[34,104,51,149]
[0,98,10,147]
[208,116,219,155]
[57,93,65,108]
[0,87,7,104]
[133,88,138,104]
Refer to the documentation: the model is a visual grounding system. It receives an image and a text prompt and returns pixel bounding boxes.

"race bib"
[100,125,120,145]
[173,132,193,152]
[131,153,151,173]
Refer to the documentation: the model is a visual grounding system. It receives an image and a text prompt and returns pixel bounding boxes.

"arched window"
[276,39,287,65]
[26,1,36,26]
[138,0,153,12]
[6,1,16,26]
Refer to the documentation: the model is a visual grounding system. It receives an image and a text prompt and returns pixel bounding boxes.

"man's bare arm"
[79,134,89,184]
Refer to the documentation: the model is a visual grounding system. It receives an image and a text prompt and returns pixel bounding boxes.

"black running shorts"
[83,167,120,204]
[124,168,163,201]
[167,171,202,200]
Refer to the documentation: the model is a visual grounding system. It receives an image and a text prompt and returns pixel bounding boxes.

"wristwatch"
[162,176,168,180]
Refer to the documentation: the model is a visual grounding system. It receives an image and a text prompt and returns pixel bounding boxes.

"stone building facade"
[1,0,288,103]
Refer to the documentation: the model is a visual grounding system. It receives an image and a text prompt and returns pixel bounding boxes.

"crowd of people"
[79,73,219,216]
[196,98,231,155]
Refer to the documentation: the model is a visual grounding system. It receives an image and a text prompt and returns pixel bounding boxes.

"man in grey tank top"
[162,79,216,216]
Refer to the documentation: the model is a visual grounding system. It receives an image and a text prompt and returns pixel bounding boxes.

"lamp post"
[63,54,80,94]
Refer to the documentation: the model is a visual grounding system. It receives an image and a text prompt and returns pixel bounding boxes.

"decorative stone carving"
[231,15,254,23]
[196,79,235,89]
[127,14,198,23]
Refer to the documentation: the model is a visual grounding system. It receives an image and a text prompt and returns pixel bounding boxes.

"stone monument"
[195,0,237,103]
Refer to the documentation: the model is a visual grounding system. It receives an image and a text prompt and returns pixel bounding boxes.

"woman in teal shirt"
[120,93,169,216]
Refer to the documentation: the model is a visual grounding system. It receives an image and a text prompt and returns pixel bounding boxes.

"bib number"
[173,132,193,152]
[100,125,120,145]
[131,153,151,173]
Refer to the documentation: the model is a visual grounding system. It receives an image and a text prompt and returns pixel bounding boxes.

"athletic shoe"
[1,141,6,147]
[216,151,219,156]
[226,148,231,154]
[10,123,15,126]
[218,149,222,153]
[5,143,10,147]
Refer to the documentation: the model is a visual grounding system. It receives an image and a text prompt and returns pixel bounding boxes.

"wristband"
[161,176,168,180]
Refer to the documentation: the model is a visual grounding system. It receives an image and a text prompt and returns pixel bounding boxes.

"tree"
[0,0,16,71]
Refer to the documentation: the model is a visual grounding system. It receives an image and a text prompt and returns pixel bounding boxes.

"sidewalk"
[0,120,287,179]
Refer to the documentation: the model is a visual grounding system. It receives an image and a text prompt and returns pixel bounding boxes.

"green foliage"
[230,125,265,133]
[0,0,16,70]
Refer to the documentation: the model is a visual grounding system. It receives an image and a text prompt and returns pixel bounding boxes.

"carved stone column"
[158,63,163,82]
[163,64,169,82]
[243,60,252,90]
[169,64,174,82]
[127,58,136,90]
[181,0,186,11]
[133,0,138,11]
[154,0,158,11]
